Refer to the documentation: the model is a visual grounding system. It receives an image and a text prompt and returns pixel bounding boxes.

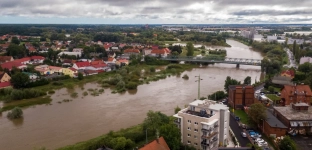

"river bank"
[0,39,264,150]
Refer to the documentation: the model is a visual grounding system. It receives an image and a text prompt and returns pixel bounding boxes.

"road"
[229,114,250,147]
[284,48,297,68]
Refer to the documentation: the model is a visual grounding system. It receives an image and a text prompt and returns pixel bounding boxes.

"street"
[229,114,250,147]
[284,48,297,68]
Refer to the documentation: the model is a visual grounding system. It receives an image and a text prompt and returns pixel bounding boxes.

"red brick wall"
[262,121,287,137]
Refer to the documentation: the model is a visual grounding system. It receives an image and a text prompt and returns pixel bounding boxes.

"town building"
[260,109,288,138]
[173,99,230,150]
[280,84,312,106]
[62,68,78,77]
[73,61,90,70]
[281,70,295,79]
[0,56,14,64]
[139,136,170,150]
[0,72,11,82]
[300,56,312,64]
[73,48,83,53]
[228,85,256,109]
[150,48,171,57]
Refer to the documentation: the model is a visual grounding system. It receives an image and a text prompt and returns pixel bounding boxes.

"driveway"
[229,114,250,147]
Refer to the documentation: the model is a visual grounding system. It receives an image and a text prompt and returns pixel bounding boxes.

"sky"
[0,0,312,24]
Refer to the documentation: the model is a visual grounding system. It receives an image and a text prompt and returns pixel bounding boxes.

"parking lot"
[292,136,312,150]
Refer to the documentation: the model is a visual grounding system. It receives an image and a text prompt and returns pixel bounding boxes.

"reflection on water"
[0,39,264,150]
[11,117,24,127]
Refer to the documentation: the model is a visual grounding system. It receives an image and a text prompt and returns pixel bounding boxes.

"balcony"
[185,110,212,118]
[201,141,209,146]
[174,119,180,124]
[201,128,212,132]
[214,124,219,128]
[201,131,218,139]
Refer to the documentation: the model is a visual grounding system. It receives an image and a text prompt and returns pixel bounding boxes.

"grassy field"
[233,110,249,124]
[1,96,52,112]
[266,94,280,101]
[180,47,203,57]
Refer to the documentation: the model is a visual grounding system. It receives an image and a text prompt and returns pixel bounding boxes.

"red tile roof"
[28,46,36,52]
[151,48,170,54]
[74,61,90,68]
[139,137,170,150]
[90,60,105,65]
[282,85,312,96]
[104,45,111,50]
[69,67,77,72]
[107,58,115,62]
[281,70,295,77]
[1,61,23,70]
[92,63,107,68]
[31,56,45,60]
[124,49,140,54]
[0,82,11,88]
[0,56,13,63]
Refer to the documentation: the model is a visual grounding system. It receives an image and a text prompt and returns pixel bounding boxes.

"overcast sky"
[1,0,312,24]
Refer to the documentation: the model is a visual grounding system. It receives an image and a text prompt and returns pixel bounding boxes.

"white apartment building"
[173,100,230,150]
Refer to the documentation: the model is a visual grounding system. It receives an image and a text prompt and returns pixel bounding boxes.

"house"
[73,61,90,70]
[300,57,312,64]
[0,56,14,64]
[0,72,11,82]
[107,51,116,58]
[84,69,98,76]
[0,82,11,89]
[260,109,288,138]
[90,60,105,65]
[116,59,129,66]
[150,48,170,57]
[104,44,111,51]
[35,65,52,75]
[49,66,63,74]
[62,59,76,66]
[124,49,140,55]
[73,48,83,53]
[143,48,152,56]
[0,61,26,71]
[280,84,312,106]
[272,76,294,86]
[228,85,257,109]
[139,136,170,150]
[58,52,82,57]
[0,43,10,51]
[22,72,39,80]
[62,68,77,77]
[106,57,116,63]
[119,43,126,49]
[28,46,37,53]
[281,70,295,79]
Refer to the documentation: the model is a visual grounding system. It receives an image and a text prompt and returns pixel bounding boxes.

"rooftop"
[139,137,170,150]
[266,109,287,128]
[274,105,312,121]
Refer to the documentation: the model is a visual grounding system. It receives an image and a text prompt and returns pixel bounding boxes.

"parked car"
[235,117,240,121]
[240,124,246,129]
[241,132,247,138]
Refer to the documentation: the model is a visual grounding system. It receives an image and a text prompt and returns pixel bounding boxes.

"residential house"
[111,47,119,52]
[22,72,39,80]
[0,82,11,89]
[73,48,83,53]
[124,49,140,55]
[62,67,78,77]
[116,59,129,66]
[84,69,98,76]
[49,66,63,74]
[107,51,116,58]
[35,65,51,75]
[281,70,295,79]
[0,72,11,82]
[139,136,170,150]
[228,85,257,109]
[300,56,312,64]
[62,59,76,66]
[73,61,90,70]
[119,43,126,49]
[106,57,116,64]
[280,84,312,106]
[143,48,152,56]
[272,76,294,86]
[173,99,230,149]
[0,56,14,64]
[58,52,82,57]
[150,48,170,57]
[1,61,27,71]
[28,46,37,53]
[0,43,10,51]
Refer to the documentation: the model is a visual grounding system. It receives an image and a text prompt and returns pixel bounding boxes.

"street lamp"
[195,75,203,99]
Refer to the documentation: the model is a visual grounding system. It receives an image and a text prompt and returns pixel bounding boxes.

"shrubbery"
[26,79,50,88]
[126,82,138,89]
[7,107,23,119]
[8,89,46,101]
[51,75,71,81]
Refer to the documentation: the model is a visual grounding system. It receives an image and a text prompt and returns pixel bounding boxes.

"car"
[240,124,246,129]
[241,132,247,137]
[235,116,240,121]
[256,142,264,147]
[255,138,264,143]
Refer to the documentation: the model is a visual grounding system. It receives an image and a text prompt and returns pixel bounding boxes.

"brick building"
[228,85,257,109]
[261,110,288,138]
[280,85,312,106]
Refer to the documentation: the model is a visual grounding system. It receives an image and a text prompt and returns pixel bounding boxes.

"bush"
[102,83,110,87]
[51,75,70,81]
[167,64,183,70]
[70,92,78,98]
[116,81,125,90]
[268,86,275,93]
[7,107,23,119]
[52,81,63,86]
[99,89,104,93]
[150,67,156,73]
[83,91,88,96]
[126,82,138,90]
[26,79,50,88]
[182,74,189,79]
[78,72,84,80]
[9,89,46,101]
[48,90,55,94]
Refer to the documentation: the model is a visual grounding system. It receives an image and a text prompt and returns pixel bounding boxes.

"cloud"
[0,0,311,23]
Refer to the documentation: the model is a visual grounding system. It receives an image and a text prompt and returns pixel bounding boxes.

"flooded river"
[0,39,263,150]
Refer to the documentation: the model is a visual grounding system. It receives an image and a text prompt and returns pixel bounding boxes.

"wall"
[263,121,287,138]
[0,73,11,82]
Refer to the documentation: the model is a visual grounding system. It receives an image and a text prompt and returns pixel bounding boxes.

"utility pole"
[195,75,203,99]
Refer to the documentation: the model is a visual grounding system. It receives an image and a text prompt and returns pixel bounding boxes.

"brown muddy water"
[0,39,263,150]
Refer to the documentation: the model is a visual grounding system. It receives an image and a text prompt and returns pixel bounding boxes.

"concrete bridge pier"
[236,64,240,68]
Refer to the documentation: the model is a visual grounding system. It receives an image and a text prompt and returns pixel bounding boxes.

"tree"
[168,45,182,54]
[186,42,194,56]
[160,123,181,150]
[174,106,181,114]
[7,107,23,119]
[248,103,267,125]
[298,62,312,74]
[268,86,275,93]
[211,39,218,45]
[278,136,297,150]
[11,72,30,89]
[78,72,84,80]
[142,110,170,132]
[110,137,134,150]
[11,37,20,45]
[224,76,241,93]
[6,44,25,58]
[244,76,251,85]
[208,91,227,100]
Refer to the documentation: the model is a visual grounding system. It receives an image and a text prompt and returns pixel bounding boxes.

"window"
[194,143,198,146]
[188,127,191,130]
[188,134,191,137]
[195,122,198,125]
[194,129,198,132]
[187,141,191,144]
[194,135,197,139]
[188,120,191,123]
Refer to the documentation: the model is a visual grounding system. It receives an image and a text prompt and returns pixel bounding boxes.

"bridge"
[160,56,262,68]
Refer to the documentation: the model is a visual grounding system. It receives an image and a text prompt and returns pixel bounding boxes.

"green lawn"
[233,110,249,124]
[266,94,280,101]
[180,48,202,57]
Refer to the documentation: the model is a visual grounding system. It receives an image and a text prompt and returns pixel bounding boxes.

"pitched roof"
[90,60,105,65]
[117,59,129,63]
[151,48,170,54]
[0,82,11,88]
[266,109,287,128]
[124,49,140,53]
[85,69,98,74]
[107,57,115,62]
[0,56,13,63]
[281,70,295,77]
[69,67,77,72]
[0,71,6,79]
[282,84,312,96]
[49,66,62,70]
[31,56,45,60]
[0,61,23,70]
[139,137,170,150]
[74,61,90,68]
[92,64,107,68]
